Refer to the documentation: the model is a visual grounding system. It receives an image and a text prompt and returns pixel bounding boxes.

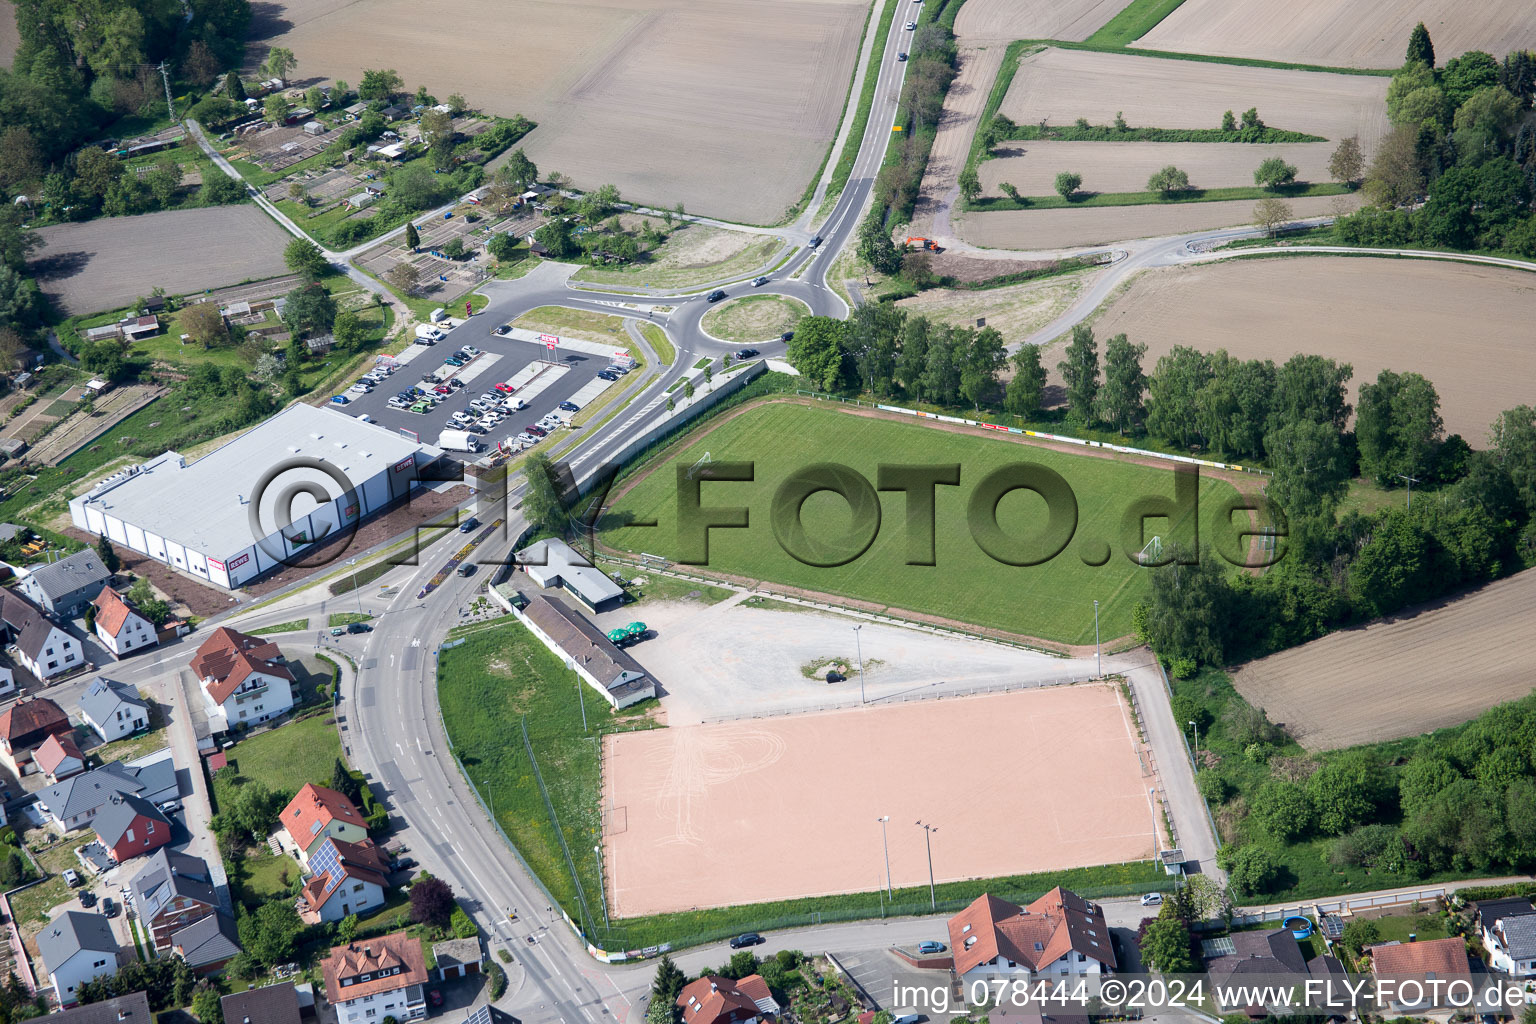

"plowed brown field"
[1232,568,1536,751]
[251,0,865,223]
[1134,0,1536,70]
[954,0,1130,42]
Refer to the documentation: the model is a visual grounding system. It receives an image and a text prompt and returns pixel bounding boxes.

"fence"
[699,673,1095,724]
[519,716,596,937]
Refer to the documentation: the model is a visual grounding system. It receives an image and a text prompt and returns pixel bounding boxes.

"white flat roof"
[76,404,439,557]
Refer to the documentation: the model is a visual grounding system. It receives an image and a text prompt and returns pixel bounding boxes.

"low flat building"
[222,982,302,1024]
[516,539,624,612]
[21,549,112,617]
[516,595,655,709]
[431,937,481,980]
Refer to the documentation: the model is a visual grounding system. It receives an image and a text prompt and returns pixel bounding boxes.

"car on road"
[1140,892,1164,907]
[347,622,372,634]
[494,325,512,336]
[558,401,580,412]
[459,517,479,534]
[330,627,345,636]
[63,869,80,887]
[736,348,759,359]
[707,290,727,302]
[330,395,350,405]
[508,398,528,411]
[905,20,916,28]
[917,941,946,954]
[780,331,794,341]
[457,563,476,577]
[752,276,770,286]
[101,896,118,918]
[729,933,765,949]
[898,51,908,60]
[809,235,824,247]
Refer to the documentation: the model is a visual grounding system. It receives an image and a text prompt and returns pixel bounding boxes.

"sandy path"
[909,43,1005,243]
[956,192,1358,249]
[978,140,1337,196]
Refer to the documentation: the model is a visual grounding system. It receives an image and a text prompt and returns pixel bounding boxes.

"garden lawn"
[511,307,641,362]
[601,402,1239,644]
[223,712,343,798]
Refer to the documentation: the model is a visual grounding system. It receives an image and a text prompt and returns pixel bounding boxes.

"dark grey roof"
[37,910,118,971]
[0,588,64,660]
[1500,913,1536,961]
[93,792,168,847]
[131,848,215,922]
[25,550,111,601]
[39,990,149,1024]
[222,983,302,1024]
[80,678,150,726]
[173,912,241,967]
[1207,928,1310,989]
[0,524,23,543]
[39,761,144,820]
[1476,898,1536,925]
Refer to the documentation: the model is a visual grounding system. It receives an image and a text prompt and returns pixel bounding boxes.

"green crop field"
[602,402,1242,644]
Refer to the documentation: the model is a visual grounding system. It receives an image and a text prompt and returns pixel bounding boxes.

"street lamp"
[853,624,865,704]
[877,816,892,898]
[592,845,610,932]
[915,821,938,910]
[348,558,362,615]
[1189,719,1199,765]
[1093,600,1101,677]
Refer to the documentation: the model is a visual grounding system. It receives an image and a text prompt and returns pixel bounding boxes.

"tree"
[442,237,466,260]
[1265,419,1350,523]
[386,262,419,296]
[358,68,403,102]
[503,148,539,189]
[1253,157,1297,189]
[284,237,329,279]
[331,758,362,803]
[1004,344,1046,419]
[1406,21,1434,67]
[533,220,577,258]
[1308,751,1391,835]
[1146,165,1190,195]
[1054,171,1082,199]
[1146,346,1212,448]
[1364,122,1426,207]
[523,453,571,535]
[409,876,455,928]
[1241,107,1264,131]
[957,167,981,203]
[1224,845,1278,896]
[1220,109,1237,132]
[231,781,286,836]
[1272,354,1353,433]
[1141,917,1194,974]
[1142,550,1233,666]
[282,283,338,337]
[224,70,247,101]
[200,173,245,206]
[1356,369,1443,485]
[96,536,120,574]
[998,181,1021,203]
[333,308,368,349]
[785,317,847,391]
[263,94,291,125]
[262,46,296,81]
[191,982,223,1024]
[404,222,420,250]
[958,327,1006,411]
[0,127,45,192]
[651,954,686,1004]
[1097,333,1146,433]
[487,233,518,261]
[856,211,904,274]
[244,900,303,966]
[1328,136,1364,186]
[1253,196,1292,237]
[181,301,229,349]
[1441,50,1501,106]
[1250,780,1315,841]
[1056,324,1099,423]
[447,92,469,113]
[682,379,695,401]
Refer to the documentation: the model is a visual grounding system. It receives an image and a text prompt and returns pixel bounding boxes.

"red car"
[427,990,443,1008]
[433,385,451,395]
[494,382,515,394]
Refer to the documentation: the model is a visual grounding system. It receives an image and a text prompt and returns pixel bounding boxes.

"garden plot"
[978,140,1337,196]
[250,0,866,222]
[997,49,1390,149]
[235,122,332,172]
[1133,0,1536,70]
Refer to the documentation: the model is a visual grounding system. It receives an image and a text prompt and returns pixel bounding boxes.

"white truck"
[437,428,482,453]
[415,324,444,343]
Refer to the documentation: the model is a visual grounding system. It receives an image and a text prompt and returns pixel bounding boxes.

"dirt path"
[909,43,1005,246]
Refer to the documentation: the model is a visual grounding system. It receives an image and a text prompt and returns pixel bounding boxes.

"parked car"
[736,348,759,359]
[494,325,512,336]
[433,385,452,395]
[444,356,465,367]
[525,425,548,437]
[349,383,372,394]
[392,856,417,873]
[558,401,580,412]
[463,346,480,356]
[917,941,945,954]
[409,401,432,414]
[449,378,466,389]
[428,991,443,1009]
[752,276,770,286]
[707,290,727,302]
[78,890,97,908]
[596,371,619,382]
[63,869,81,887]
[604,364,629,375]
[1140,892,1164,907]
[459,517,480,533]
[780,331,794,341]
[729,933,765,949]
[516,433,540,446]
[101,897,118,918]
[388,397,410,409]
[494,382,515,393]
[453,350,470,361]
[330,395,350,405]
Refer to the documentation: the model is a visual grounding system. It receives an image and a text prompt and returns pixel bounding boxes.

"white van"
[415,324,444,343]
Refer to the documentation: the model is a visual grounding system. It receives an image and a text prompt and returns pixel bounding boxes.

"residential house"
[130,848,217,950]
[93,792,171,863]
[947,889,1117,985]
[0,666,12,697]
[191,627,296,732]
[279,783,369,864]
[38,911,124,1006]
[297,836,389,923]
[36,991,150,1024]
[675,975,779,1024]
[0,589,86,681]
[222,982,303,1024]
[21,549,112,616]
[34,732,86,782]
[431,938,481,980]
[1369,937,1476,1013]
[91,586,158,657]
[79,677,151,743]
[0,695,72,776]
[321,933,429,1024]
[37,750,178,830]
[1476,898,1536,977]
[516,595,655,709]
[515,539,624,613]
[1205,928,1345,1015]
[172,912,242,974]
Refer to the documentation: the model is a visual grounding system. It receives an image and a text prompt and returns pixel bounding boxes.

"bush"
[485,960,507,1000]
[1223,844,1279,896]
[450,905,478,938]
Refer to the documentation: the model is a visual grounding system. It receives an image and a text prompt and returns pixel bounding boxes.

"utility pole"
[1397,473,1421,510]
[1189,720,1199,765]
[915,821,938,910]
[1093,600,1101,677]
[576,677,588,732]
[348,558,362,615]
[592,846,611,932]
[853,624,865,704]
[877,816,892,899]
[158,61,176,124]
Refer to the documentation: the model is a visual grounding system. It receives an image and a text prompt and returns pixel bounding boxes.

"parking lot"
[331,316,635,459]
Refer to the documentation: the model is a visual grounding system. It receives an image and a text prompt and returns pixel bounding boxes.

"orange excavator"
[904,237,944,253]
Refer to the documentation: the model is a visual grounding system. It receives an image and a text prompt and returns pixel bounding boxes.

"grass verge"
[248,619,310,635]
[970,181,1349,211]
[639,322,674,366]
[1083,0,1189,48]
[327,611,373,627]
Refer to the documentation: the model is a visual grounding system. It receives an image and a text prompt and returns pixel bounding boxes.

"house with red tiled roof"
[91,586,158,658]
[321,934,428,1024]
[0,695,73,776]
[676,974,779,1024]
[1369,937,1476,1012]
[279,783,369,864]
[35,731,86,782]
[191,627,295,732]
[296,836,389,924]
[948,889,1117,985]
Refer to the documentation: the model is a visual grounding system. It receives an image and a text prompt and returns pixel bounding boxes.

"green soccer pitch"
[600,402,1248,645]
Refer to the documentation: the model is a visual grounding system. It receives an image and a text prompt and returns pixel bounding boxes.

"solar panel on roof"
[1201,936,1237,957]
[1321,915,1345,938]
